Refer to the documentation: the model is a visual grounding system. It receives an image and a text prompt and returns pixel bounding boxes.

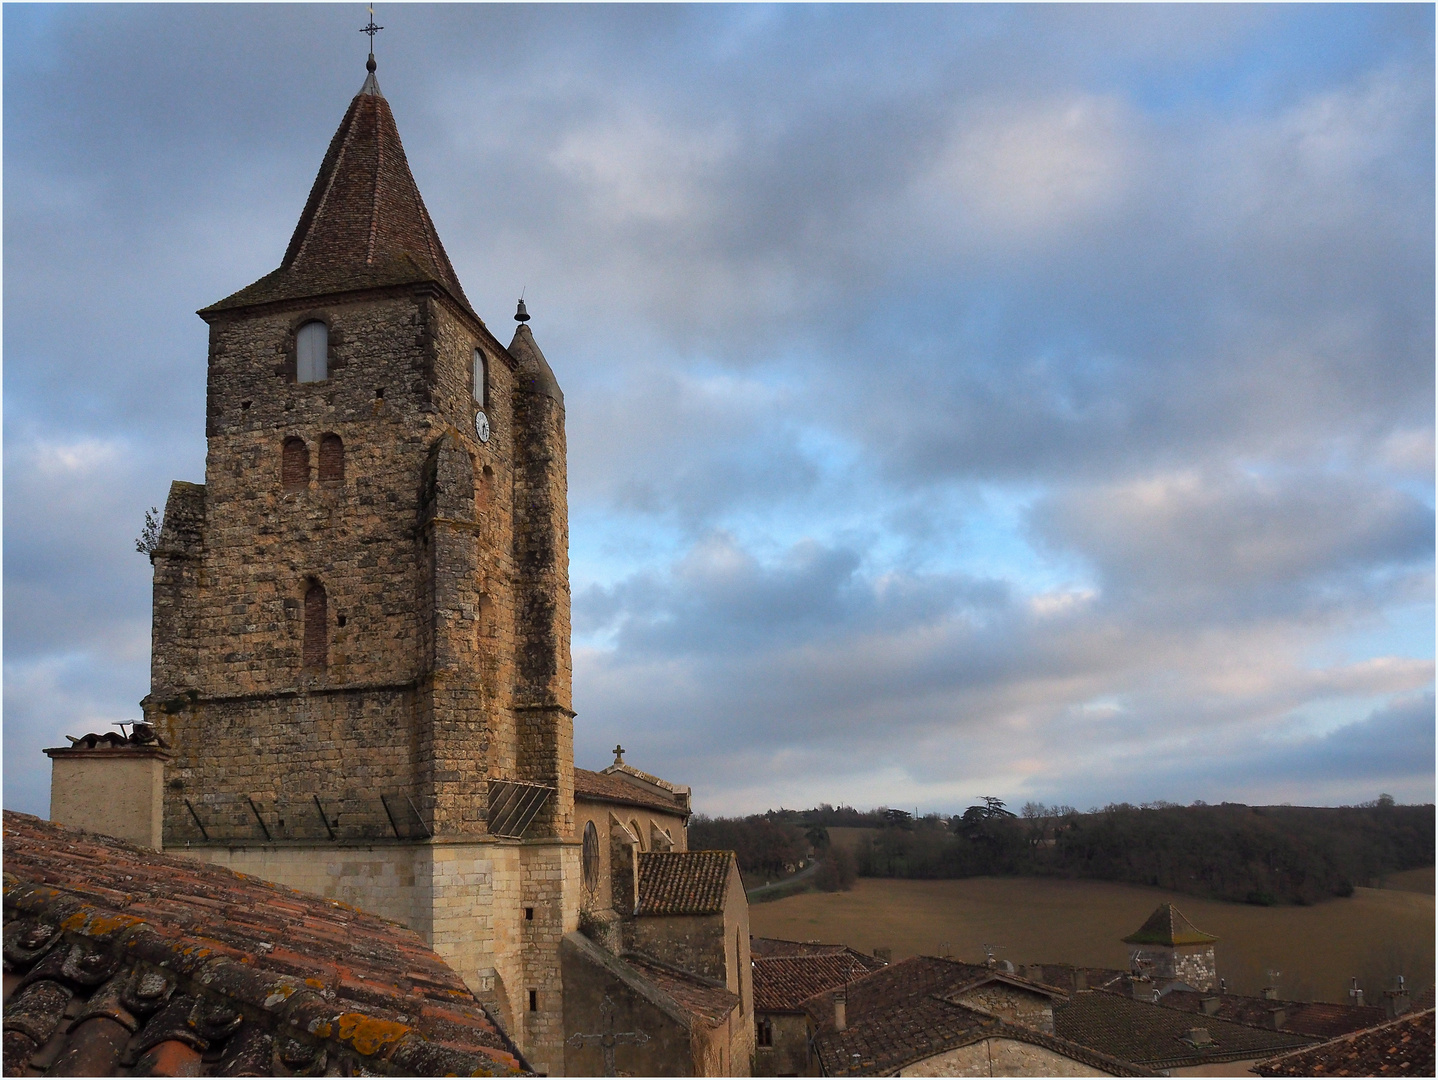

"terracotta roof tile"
[1253,1008,1434,1077]
[574,768,686,816]
[201,71,474,320]
[634,851,734,916]
[1160,988,1388,1040]
[1054,988,1313,1069]
[754,953,886,1013]
[2,811,527,1076]
[751,936,856,958]
[622,954,739,1028]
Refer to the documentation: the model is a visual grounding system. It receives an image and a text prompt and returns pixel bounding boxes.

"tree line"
[691,797,1434,905]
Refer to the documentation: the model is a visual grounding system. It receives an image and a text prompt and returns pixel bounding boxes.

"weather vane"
[360,4,384,50]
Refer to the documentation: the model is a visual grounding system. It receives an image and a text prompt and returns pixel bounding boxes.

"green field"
[750,874,1434,1005]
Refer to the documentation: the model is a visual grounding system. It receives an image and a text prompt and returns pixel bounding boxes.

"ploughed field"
[749,874,1434,1005]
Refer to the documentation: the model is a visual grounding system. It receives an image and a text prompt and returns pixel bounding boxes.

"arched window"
[303,580,327,669]
[297,320,328,383]
[756,1016,772,1048]
[318,433,344,482]
[473,348,487,406]
[282,437,309,490]
[582,821,600,893]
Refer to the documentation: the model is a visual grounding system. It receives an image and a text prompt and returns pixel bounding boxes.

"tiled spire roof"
[203,65,474,319]
[1122,903,1218,947]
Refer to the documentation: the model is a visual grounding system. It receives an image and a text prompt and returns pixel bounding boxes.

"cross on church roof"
[566,995,648,1077]
[360,4,384,49]
[613,744,625,765]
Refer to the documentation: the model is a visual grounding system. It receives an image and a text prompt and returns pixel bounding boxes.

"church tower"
[142,56,576,1072]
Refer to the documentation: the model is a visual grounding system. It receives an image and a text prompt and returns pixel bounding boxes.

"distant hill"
[693,799,1435,906]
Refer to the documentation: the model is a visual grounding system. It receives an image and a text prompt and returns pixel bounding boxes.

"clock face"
[475,410,491,444]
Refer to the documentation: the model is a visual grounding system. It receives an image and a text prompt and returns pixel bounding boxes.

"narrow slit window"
[282,438,309,490]
[473,348,487,407]
[297,320,329,383]
[527,990,538,1012]
[303,580,328,669]
[318,433,344,482]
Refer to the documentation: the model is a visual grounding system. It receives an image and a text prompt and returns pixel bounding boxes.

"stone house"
[749,940,886,1076]
[803,956,1141,1077]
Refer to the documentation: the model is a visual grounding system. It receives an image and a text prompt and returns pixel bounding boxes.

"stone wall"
[754,1011,810,1077]
[898,1037,1112,1077]
[150,289,536,840]
[1133,944,1218,993]
[47,750,168,849]
[954,983,1056,1033]
[149,278,580,1069]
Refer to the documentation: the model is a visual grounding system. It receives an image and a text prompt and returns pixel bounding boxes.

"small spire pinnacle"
[515,298,530,323]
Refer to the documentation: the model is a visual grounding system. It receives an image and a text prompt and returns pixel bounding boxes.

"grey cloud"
[1031,468,1434,619]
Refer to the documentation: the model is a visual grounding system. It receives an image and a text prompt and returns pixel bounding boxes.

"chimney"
[1200,996,1220,1016]
[872,947,891,964]
[1348,979,1364,1008]
[834,992,847,1032]
[1183,1027,1213,1047]
[44,725,172,849]
[1261,986,1279,1001]
[1267,1007,1287,1031]
[1385,977,1411,1019]
[1074,970,1088,993]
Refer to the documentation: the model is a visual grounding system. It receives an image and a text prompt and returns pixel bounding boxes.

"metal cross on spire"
[360,4,384,50]
[566,996,649,1077]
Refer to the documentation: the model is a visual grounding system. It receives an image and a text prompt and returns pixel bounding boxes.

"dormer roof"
[1123,903,1218,947]
[202,66,475,321]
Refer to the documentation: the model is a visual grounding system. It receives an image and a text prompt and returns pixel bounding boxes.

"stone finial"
[612,744,625,765]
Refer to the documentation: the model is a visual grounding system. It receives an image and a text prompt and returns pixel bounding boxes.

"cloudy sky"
[5,4,1433,818]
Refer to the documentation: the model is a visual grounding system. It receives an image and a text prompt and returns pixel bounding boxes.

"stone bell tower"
[140,55,577,1073]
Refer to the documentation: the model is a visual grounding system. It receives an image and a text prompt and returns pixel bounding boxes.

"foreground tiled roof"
[1055,988,1312,1069]
[1123,902,1218,946]
[1161,988,1387,1040]
[574,768,686,817]
[753,952,885,1012]
[1253,1008,1435,1077]
[804,957,1142,1077]
[202,65,474,320]
[634,851,735,915]
[623,954,740,1029]
[2,811,526,1076]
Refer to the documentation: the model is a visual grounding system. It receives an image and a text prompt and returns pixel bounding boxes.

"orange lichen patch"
[334,1012,412,1057]
[61,908,146,937]
[305,977,326,990]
